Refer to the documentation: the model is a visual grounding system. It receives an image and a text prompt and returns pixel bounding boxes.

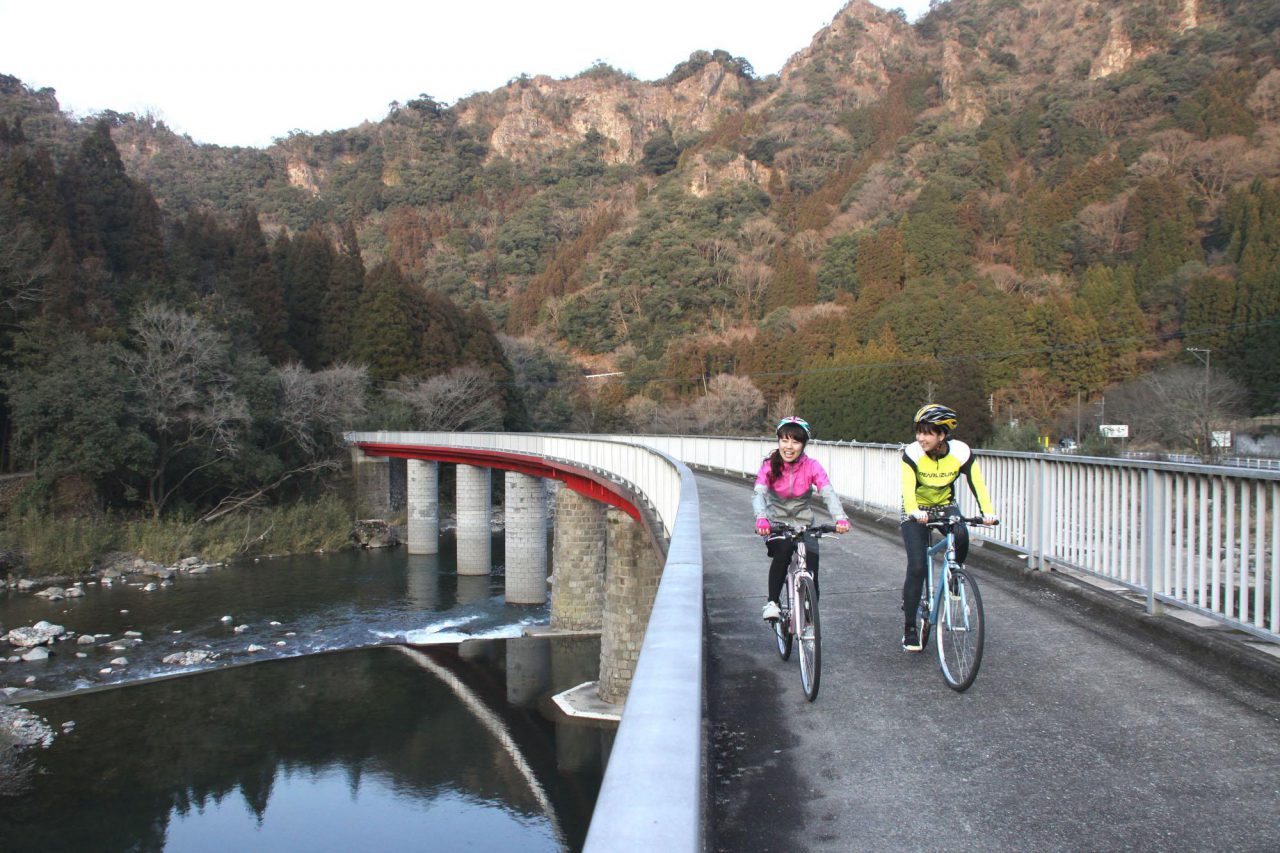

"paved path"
[700,472,1280,852]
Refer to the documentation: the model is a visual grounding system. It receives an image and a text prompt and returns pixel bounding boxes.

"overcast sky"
[1,0,931,149]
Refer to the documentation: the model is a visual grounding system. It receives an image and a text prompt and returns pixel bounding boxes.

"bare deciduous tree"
[385,366,504,431]
[1129,129,1196,178]
[1108,365,1247,459]
[277,362,369,456]
[1248,69,1280,123]
[1187,136,1250,206]
[767,392,797,433]
[1003,368,1070,428]
[691,374,766,435]
[122,305,250,517]
[730,258,773,322]
[1076,198,1135,260]
[201,364,370,523]
[0,214,49,316]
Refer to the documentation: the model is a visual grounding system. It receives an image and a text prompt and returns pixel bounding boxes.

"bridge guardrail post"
[1029,456,1044,570]
[1143,468,1165,617]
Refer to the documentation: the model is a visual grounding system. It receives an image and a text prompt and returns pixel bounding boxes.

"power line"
[363,316,1279,392]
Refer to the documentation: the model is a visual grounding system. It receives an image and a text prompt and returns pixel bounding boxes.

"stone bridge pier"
[352,450,663,704]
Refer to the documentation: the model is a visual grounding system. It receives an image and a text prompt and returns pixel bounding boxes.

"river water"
[0,536,609,851]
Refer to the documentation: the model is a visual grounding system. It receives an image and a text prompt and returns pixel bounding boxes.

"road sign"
[1099,424,1129,438]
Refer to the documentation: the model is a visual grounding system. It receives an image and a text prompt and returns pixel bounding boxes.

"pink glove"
[835,518,851,534]
[755,518,772,536]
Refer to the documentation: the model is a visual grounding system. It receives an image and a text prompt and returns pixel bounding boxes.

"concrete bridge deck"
[699,472,1280,852]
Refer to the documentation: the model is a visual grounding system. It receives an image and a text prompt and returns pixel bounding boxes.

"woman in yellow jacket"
[899,404,998,652]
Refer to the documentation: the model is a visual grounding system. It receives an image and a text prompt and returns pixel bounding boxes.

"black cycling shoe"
[902,624,922,652]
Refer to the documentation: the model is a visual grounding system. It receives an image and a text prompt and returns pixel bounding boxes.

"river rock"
[21,647,50,661]
[0,704,55,748]
[7,621,65,647]
[142,583,158,592]
[76,634,96,645]
[246,644,266,653]
[110,657,128,666]
[162,650,213,666]
[34,587,65,600]
[64,586,84,598]
[353,519,398,549]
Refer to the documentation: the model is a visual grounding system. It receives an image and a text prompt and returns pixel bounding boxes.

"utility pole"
[1076,390,1082,445]
[1186,347,1212,457]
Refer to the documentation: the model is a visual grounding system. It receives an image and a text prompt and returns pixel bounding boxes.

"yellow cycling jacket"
[900,438,994,518]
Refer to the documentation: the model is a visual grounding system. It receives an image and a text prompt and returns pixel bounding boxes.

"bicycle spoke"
[936,568,984,692]
[797,575,821,701]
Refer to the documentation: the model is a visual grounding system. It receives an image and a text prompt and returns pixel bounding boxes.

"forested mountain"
[3,0,1280,516]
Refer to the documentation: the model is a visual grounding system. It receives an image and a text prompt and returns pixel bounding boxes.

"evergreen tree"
[350,260,423,382]
[66,121,167,283]
[1026,298,1108,395]
[641,126,680,176]
[816,231,862,300]
[763,244,817,312]
[1125,178,1201,298]
[282,225,334,368]
[796,329,932,443]
[1077,264,1149,382]
[319,221,365,364]
[417,290,466,376]
[230,208,293,363]
[902,180,974,279]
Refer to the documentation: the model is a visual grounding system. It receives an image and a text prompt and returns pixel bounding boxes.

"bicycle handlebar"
[923,513,1000,528]
[767,521,838,538]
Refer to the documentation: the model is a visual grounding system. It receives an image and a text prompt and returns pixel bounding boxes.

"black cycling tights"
[766,535,820,604]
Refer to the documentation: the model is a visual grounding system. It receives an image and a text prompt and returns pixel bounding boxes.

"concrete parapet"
[551,488,607,631]
[505,472,550,604]
[598,508,663,704]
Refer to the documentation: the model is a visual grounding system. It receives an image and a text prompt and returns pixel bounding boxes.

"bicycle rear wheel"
[936,567,984,692]
[797,575,821,701]
[774,577,793,660]
[773,611,792,660]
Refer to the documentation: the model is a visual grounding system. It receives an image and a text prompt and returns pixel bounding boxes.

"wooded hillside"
[2,0,1279,517]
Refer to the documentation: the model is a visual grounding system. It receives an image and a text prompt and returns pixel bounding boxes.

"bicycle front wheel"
[936,567,984,692]
[797,575,821,701]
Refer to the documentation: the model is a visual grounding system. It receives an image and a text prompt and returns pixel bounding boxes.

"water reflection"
[4,638,609,852]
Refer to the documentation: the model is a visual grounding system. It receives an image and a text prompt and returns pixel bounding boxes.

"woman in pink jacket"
[753,417,850,622]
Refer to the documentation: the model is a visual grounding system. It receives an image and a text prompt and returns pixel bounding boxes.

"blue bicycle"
[916,511,994,692]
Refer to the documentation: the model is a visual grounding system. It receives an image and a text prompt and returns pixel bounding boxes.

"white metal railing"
[615,435,1280,645]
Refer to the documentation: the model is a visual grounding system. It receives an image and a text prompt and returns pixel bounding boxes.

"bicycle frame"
[923,527,962,626]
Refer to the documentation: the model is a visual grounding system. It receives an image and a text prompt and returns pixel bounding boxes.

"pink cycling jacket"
[752,454,847,528]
